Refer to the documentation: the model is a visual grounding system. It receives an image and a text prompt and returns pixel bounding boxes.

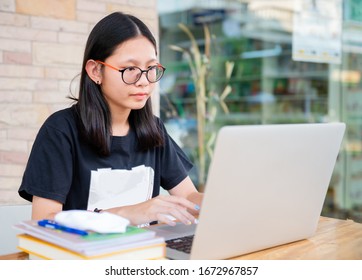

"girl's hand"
[109,195,200,226]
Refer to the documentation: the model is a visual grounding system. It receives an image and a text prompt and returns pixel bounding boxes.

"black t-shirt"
[18,106,193,211]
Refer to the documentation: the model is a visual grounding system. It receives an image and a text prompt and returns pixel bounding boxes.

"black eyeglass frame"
[96,60,166,85]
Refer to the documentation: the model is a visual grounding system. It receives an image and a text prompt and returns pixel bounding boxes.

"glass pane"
[158,0,362,222]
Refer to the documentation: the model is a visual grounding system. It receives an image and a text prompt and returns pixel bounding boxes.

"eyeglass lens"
[123,65,164,84]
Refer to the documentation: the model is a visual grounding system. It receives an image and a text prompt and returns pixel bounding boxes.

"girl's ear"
[85,59,102,85]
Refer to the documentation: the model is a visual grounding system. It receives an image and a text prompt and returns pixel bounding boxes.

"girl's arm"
[31,176,203,227]
[168,176,203,214]
[32,196,63,220]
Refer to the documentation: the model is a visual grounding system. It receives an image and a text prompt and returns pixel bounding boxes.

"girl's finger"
[156,213,177,226]
[158,195,200,212]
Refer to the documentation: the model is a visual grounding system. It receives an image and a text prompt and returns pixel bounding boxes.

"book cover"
[14,220,156,254]
[17,234,166,260]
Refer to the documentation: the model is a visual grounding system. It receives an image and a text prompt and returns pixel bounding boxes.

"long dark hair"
[71,12,164,156]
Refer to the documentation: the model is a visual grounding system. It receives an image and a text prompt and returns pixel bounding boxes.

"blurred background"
[158,0,362,222]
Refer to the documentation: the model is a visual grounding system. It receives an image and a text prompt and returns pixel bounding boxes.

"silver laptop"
[151,122,346,259]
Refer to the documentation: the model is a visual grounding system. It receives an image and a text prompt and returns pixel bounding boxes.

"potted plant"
[169,23,234,189]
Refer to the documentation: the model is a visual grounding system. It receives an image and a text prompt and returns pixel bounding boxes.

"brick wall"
[0,0,159,205]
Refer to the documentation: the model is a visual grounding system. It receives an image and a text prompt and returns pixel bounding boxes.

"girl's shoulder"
[45,106,75,123]
[42,106,78,133]
[153,115,166,129]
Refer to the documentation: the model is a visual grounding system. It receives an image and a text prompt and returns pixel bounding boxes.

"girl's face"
[100,36,158,114]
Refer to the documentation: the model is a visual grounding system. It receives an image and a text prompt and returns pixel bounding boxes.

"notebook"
[150,122,346,259]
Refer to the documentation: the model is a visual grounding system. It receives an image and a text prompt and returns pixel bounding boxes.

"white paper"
[87,165,154,211]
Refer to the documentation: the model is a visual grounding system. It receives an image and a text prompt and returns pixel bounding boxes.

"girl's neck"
[111,109,131,136]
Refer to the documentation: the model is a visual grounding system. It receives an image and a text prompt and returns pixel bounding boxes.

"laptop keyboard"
[166,235,194,254]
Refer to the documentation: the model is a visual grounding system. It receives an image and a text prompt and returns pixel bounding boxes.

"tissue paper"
[54,210,130,233]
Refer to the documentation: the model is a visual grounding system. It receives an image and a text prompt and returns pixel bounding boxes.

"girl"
[19,12,202,227]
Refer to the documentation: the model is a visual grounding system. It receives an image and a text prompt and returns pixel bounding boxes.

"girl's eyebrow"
[121,58,158,65]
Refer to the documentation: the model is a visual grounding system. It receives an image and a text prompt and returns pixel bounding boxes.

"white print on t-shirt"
[87,165,154,211]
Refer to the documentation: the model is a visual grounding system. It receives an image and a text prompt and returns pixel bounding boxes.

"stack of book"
[14,220,165,260]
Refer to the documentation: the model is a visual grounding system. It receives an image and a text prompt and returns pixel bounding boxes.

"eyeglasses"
[96,60,166,85]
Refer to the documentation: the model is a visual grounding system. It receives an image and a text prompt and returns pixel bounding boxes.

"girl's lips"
[130,93,149,100]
